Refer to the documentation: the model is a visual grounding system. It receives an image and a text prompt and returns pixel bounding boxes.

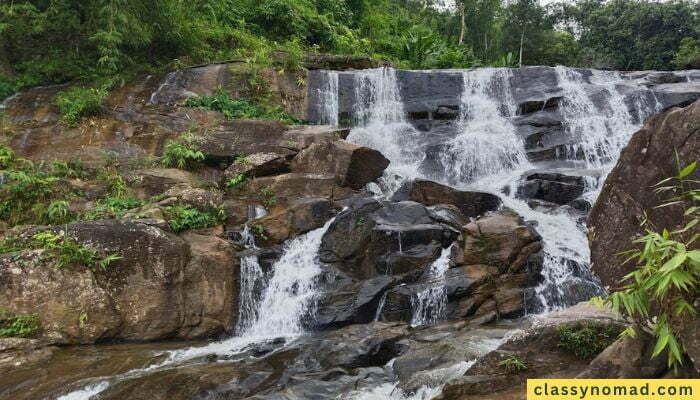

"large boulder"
[318,199,459,280]
[392,179,502,219]
[516,171,588,205]
[0,220,238,344]
[589,100,700,288]
[291,140,390,189]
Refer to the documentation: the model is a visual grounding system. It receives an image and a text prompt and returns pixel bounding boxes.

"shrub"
[164,205,225,233]
[46,200,71,224]
[0,144,15,168]
[30,231,121,270]
[499,354,527,373]
[672,37,700,70]
[593,159,699,368]
[51,160,87,179]
[0,309,40,338]
[56,87,108,126]
[185,89,302,124]
[84,196,142,220]
[0,74,18,101]
[160,135,206,170]
[557,323,619,359]
[259,186,277,207]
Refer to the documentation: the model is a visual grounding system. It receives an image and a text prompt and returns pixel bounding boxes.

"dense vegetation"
[0,0,698,101]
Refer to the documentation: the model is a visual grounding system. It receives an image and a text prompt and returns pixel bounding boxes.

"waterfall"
[353,68,405,125]
[410,245,452,327]
[439,69,530,185]
[341,66,660,312]
[60,218,337,399]
[316,70,339,125]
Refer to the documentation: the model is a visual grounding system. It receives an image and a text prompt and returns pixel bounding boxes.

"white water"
[343,66,661,314]
[61,218,336,399]
[410,245,453,327]
[317,70,340,125]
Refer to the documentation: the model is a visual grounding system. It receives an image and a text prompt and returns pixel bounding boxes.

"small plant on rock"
[226,173,248,189]
[56,86,108,126]
[557,322,619,359]
[30,231,121,270]
[499,354,527,374]
[259,186,277,207]
[46,200,71,224]
[160,134,206,170]
[0,309,40,338]
[164,205,225,233]
[84,196,142,220]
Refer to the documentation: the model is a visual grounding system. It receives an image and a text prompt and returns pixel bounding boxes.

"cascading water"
[60,218,337,399]
[439,69,530,185]
[410,245,453,327]
[316,70,340,125]
[343,66,662,314]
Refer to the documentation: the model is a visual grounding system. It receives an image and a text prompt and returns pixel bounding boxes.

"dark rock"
[516,171,586,205]
[392,179,502,220]
[319,200,459,280]
[646,72,685,85]
[589,100,700,289]
[577,331,668,378]
[254,197,336,244]
[315,275,395,328]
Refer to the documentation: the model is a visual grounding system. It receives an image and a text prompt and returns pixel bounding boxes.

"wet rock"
[438,303,626,400]
[254,197,336,244]
[315,276,396,328]
[0,220,238,344]
[589,100,700,288]
[516,171,586,205]
[291,140,390,189]
[319,199,459,280]
[392,179,502,219]
[646,72,685,85]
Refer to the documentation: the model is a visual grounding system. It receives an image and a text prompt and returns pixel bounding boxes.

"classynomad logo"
[527,379,699,400]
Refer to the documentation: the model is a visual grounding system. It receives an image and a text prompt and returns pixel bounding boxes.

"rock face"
[0,220,238,344]
[589,100,700,288]
[392,179,502,219]
[438,304,626,400]
[291,140,390,189]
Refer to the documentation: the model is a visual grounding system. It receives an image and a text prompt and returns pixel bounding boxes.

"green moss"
[185,89,302,125]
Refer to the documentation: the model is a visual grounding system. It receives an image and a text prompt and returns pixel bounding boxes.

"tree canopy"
[0,0,698,96]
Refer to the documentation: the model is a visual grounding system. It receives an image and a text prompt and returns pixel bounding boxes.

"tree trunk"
[459,4,466,45]
[519,29,525,68]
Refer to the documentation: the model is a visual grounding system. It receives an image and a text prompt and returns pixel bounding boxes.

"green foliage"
[499,354,527,373]
[598,159,699,369]
[0,156,63,226]
[0,309,40,338]
[56,87,108,126]
[51,161,87,179]
[226,173,248,189]
[164,205,225,233]
[259,186,277,207]
[557,322,619,359]
[672,37,700,70]
[46,200,71,224]
[84,196,142,220]
[160,134,206,170]
[0,74,18,101]
[185,89,302,124]
[0,143,15,168]
[29,231,121,270]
